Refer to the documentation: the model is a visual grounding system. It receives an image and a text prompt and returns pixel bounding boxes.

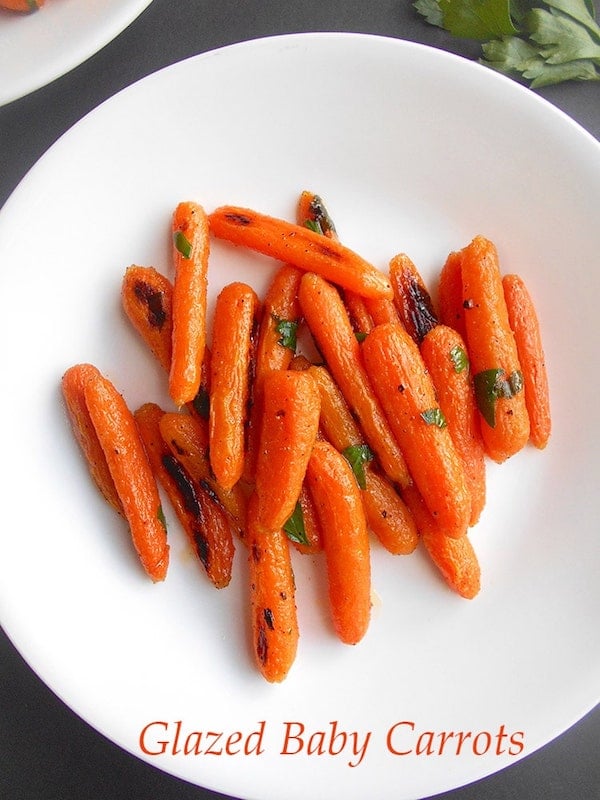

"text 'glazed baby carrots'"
[362,323,471,539]
[63,364,169,582]
[209,205,393,300]
[169,201,210,407]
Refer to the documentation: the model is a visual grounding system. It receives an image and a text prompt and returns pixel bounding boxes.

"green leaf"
[173,231,192,259]
[449,343,469,373]
[543,0,600,37]
[342,444,374,490]
[304,219,323,235]
[473,368,524,427]
[527,7,600,64]
[438,0,518,40]
[283,501,309,546]
[157,504,168,532]
[414,0,445,27]
[355,331,368,343]
[273,315,298,351]
[420,408,448,428]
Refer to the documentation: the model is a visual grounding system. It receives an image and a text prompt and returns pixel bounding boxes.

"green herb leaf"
[273,315,298,352]
[157,504,168,532]
[342,443,374,490]
[174,231,192,259]
[355,331,368,343]
[308,194,337,238]
[414,0,445,26]
[473,367,524,427]
[438,0,518,40]
[283,501,309,546]
[420,408,448,428]
[304,219,323,235]
[449,343,469,373]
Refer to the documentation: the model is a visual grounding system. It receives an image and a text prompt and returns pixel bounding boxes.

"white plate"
[0,0,153,106]
[0,33,598,800]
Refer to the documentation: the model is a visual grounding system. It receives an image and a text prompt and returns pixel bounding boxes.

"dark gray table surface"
[1,2,599,799]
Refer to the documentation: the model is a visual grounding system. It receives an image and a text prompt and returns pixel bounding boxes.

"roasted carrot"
[169,201,210,407]
[421,529,481,599]
[121,265,173,373]
[293,361,417,554]
[389,252,439,344]
[209,282,260,490]
[76,366,169,581]
[298,272,411,487]
[362,323,471,539]
[61,364,122,515]
[0,0,44,10]
[159,411,247,541]
[289,485,323,554]
[305,440,371,645]
[245,265,303,479]
[364,295,402,327]
[209,206,393,299]
[437,249,468,341]
[134,403,234,588]
[420,324,486,526]
[254,369,320,532]
[246,492,299,682]
[460,236,530,462]
[502,273,551,449]
[297,190,337,238]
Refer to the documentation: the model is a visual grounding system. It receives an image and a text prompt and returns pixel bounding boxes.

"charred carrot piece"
[437,249,468,342]
[294,362,417,555]
[460,236,530,462]
[121,265,173,373]
[362,323,471,539]
[502,273,551,450]
[209,282,260,490]
[298,272,411,487]
[134,403,234,589]
[61,364,123,514]
[209,206,393,299]
[420,324,486,526]
[159,412,247,541]
[169,201,210,407]
[254,369,320,532]
[245,265,303,479]
[305,440,371,645]
[246,492,299,683]
[75,366,169,581]
[389,252,439,344]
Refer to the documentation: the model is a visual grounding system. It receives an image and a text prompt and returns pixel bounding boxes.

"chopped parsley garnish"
[283,501,309,546]
[342,443,374,489]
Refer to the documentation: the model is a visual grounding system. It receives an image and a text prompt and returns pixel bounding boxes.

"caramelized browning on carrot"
[389,252,439,344]
[121,265,173,373]
[80,366,169,581]
[298,272,411,488]
[209,281,260,491]
[134,403,234,588]
[362,323,471,539]
[247,493,299,683]
[169,201,210,407]
[209,205,393,299]
[254,369,320,532]
[502,273,551,449]
[306,441,371,645]
[460,236,530,462]
[420,324,486,526]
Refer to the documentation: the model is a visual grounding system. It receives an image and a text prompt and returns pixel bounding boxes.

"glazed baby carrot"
[121,265,173,373]
[169,201,210,407]
[246,492,299,683]
[245,265,303,479]
[0,0,44,10]
[134,403,234,588]
[389,252,439,344]
[420,324,486,526]
[460,236,530,462]
[362,323,471,539]
[254,369,320,532]
[159,411,247,541]
[502,273,551,449]
[209,282,260,490]
[61,364,122,515]
[305,440,371,645]
[78,366,169,581]
[298,271,411,487]
[437,249,468,341]
[292,361,417,555]
[208,205,393,299]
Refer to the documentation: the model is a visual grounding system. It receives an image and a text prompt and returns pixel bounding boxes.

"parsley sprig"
[414,0,600,87]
